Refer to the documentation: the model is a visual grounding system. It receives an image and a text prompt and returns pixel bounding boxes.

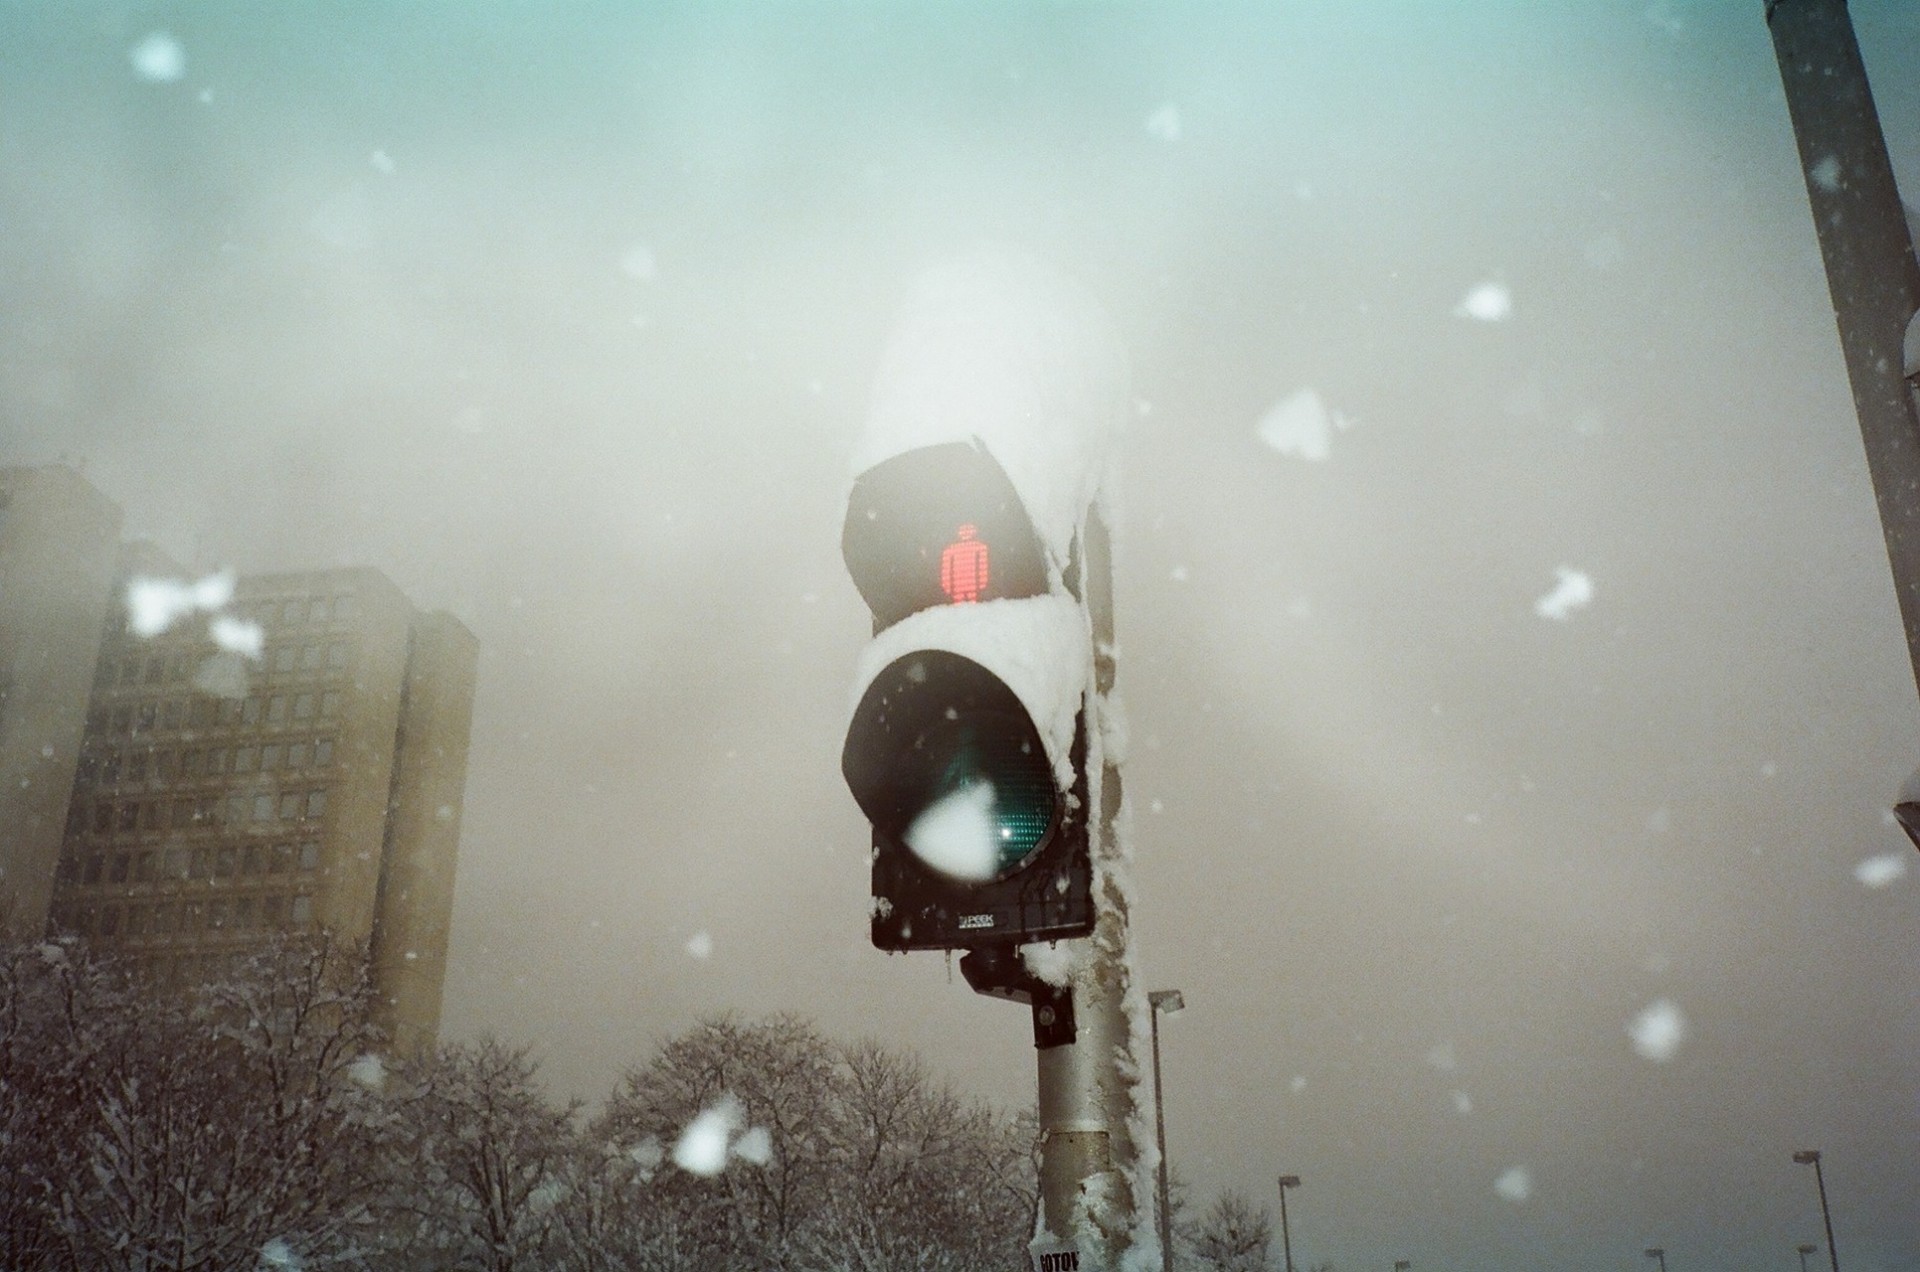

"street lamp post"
[1798,1243,1818,1272]
[1646,1246,1668,1272]
[1794,1150,1842,1272]
[1277,1175,1301,1272]
[1394,1260,1411,1272]
[1147,989,1185,1272]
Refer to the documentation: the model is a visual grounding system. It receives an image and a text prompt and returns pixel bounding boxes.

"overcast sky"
[4,2,1919,1270]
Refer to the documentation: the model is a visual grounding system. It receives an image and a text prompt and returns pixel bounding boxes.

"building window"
[84,854,104,885]
[288,741,309,769]
[100,752,122,784]
[99,907,121,937]
[224,795,248,824]
[127,906,149,936]
[242,697,262,726]
[234,896,255,929]
[190,848,211,879]
[144,657,166,686]
[208,899,229,931]
[269,843,293,874]
[153,903,175,934]
[218,698,243,727]
[116,804,138,834]
[320,692,341,717]
[119,658,140,686]
[298,643,320,671]
[215,846,237,878]
[262,742,283,770]
[234,746,257,774]
[165,848,189,879]
[162,700,183,731]
[253,794,274,822]
[241,845,261,875]
[153,750,175,782]
[267,695,287,724]
[126,751,148,783]
[189,698,214,729]
[167,652,189,683]
[305,789,328,820]
[274,645,296,673]
[135,703,157,733]
[58,854,79,884]
[206,748,228,775]
[144,801,167,831]
[290,895,313,927]
[298,841,320,871]
[93,803,112,834]
[293,693,314,720]
[314,738,334,767]
[277,792,299,820]
[333,594,354,621]
[108,853,130,884]
[193,797,216,825]
[283,599,303,625]
[326,643,348,670]
[111,706,132,735]
[134,852,155,883]
[264,894,287,926]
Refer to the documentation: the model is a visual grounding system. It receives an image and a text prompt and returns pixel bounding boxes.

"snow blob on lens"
[1451,1090,1473,1115]
[130,33,186,83]
[1145,103,1182,142]
[1257,388,1352,462]
[731,1126,773,1166]
[1854,853,1909,889]
[1494,1166,1532,1202]
[1289,1075,1307,1094]
[673,1098,744,1176]
[1628,998,1687,1062]
[348,1053,387,1091]
[259,1238,301,1270]
[1809,155,1843,194]
[904,782,999,882]
[210,614,265,658]
[670,1096,772,1176]
[685,930,714,959]
[127,570,238,638]
[1454,281,1513,322]
[1534,567,1594,621]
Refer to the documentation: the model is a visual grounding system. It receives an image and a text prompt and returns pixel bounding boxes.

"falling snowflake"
[731,1126,774,1165]
[620,245,658,281]
[686,930,714,959]
[1494,1166,1532,1202]
[1854,853,1909,889]
[369,149,396,174]
[1288,1075,1307,1094]
[1534,567,1594,621]
[673,1099,743,1176]
[1451,1090,1473,1115]
[1454,281,1513,322]
[1809,155,1842,193]
[1628,998,1687,1062]
[1257,388,1352,462]
[348,1053,387,1090]
[1424,1041,1457,1072]
[1145,103,1182,142]
[259,1238,302,1270]
[130,32,186,83]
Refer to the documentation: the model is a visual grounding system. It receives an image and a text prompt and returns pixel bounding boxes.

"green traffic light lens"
[843,651,1061,884]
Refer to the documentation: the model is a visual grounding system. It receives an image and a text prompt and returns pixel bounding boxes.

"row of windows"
[79,735,336,788]
[51,892,315,940]
[108,591,358,640]
[95,641,353,691]
[60,839,324,887]
[71,787,330,839]
[86,689,345,739]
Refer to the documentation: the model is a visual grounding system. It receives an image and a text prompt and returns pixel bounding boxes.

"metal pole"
[1766,0,1920,698]
[1798,1243,1817,1272]
[1151,1004,1172,1272]
[1812,1157,1841,1272]
[1277,1176,1299,1272]
[1035,507,1141,1268]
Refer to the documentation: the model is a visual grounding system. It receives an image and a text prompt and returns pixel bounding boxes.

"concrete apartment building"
[0,465,476,1052]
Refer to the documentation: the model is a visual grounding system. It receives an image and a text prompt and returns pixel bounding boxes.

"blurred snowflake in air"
[1854,853,1909,889]
[1534,567,1594,621]
[1628,998,1687,1062]
[1454,281,1512,322]
[130,33,186,83]
[1494,1166,1531,1202]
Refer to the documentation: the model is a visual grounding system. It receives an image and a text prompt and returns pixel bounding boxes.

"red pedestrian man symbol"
[940,523,990,603]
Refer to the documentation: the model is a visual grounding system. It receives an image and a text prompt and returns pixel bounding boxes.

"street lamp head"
[1277,1174,1301,1189]
[1645,1250,1664,1259]
[1797,1245,1817,1256]
[1149,989,1186,1015]
[1793,1149,1822,1165]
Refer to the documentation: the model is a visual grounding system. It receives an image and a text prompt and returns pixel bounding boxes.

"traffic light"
[841,438,1096,951]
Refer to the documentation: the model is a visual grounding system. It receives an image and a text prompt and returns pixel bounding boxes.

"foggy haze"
[4,3,1918,1271]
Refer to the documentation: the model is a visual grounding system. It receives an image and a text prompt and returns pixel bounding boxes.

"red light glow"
[940,524,990,603]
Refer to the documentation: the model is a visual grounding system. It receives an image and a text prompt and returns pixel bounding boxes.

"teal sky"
[4,3,1919,1270]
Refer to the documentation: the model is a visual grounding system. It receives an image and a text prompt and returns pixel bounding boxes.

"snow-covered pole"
[1765,0,1920,848]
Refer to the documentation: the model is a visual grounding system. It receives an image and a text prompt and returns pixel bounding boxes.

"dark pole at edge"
[1765,0,1920,698]
[1812,1156,1842,1272]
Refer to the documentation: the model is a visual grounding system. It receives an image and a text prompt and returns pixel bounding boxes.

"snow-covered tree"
[1185,1189,1274,1272]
